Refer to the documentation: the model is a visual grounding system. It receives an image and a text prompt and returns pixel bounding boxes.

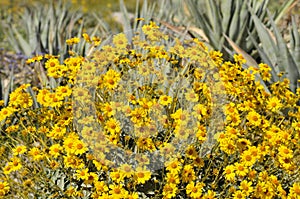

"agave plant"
[0,0,106,60]
[249,12,300,92]
[184,0,295,60]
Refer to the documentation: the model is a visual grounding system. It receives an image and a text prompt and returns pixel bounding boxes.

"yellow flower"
[181,164,196,183]
[0,181,10,197]
[234,162,248,177]
[49,144,63,158]
[63,137,75,154]
[48,125,66,139]
[259,63,272,81]
[64,154,85,169]
[223,165,236,182]
[209,50,223,65]
[134,166,151,184]
[119,164,133,178]
[110,169,125,183]
[239,180,253,196]
[170,108,189,125]
[109,184,127,198]
[236,138,251,152]
[72,87,91,103]
[3,164,13,175]
[65,186,77,197]
[202,190,216,199]
[159,95,172,106]
[288,182,300,198]
[49,160,60,170]
[12,145,27,156]
[233,54,246,65]
[103,69,121,90]
[36,89,50,106]
[66,37,80,45]
[130,107,148,126]
[45,58,60,69]
[113,33,128,49]
[193,103,208,120]
[137,97,153,110]
[219,138,236,155]
[162,183,178,198]
[240,150,256,167]
[166,158,182,174]
[105,118,121,134]
[259,63,271,72]
[73,140,88,155]
[278,156,294,171]
[185,89,199,102]
[44,93,63,107]
[0,107,14,122]
[75,168,89,181]
[185,145,198,159]
[278,145,293,158]
[56,86,72,98]
[186,181,205,199]
[94,180,109,193]
[82,33,91,43]
[101,102,116,117]
[9,157,22,171]
[92,36,101,46]
[23,179,34,188]
[126,192,139,199]
[165,172,180,185]
[136,137,155,152]
[9,92,33,109]
[28,147,44,161]
[266,96,282,112]
[232,190,246,199]
[142,21,159,35]
[196,123,207,143]
[84,172,98,184]
[247,110,261,127]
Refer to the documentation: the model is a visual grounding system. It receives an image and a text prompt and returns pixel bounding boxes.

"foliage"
[0,22,299,199]
[0,0,106,59]
[249,12,300,93]
[1,0,300,198]
[184,0,266,59]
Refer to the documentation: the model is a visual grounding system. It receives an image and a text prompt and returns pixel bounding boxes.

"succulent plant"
[184,0,295,60]
[249,12,300,92]
[0,0,104,59]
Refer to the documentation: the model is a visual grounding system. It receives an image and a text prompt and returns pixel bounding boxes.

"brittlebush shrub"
[0,22,300,199]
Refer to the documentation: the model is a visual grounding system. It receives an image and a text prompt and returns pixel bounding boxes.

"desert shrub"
[0,22,299,199]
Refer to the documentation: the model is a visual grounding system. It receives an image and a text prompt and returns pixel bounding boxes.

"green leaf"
[119,0,133,41]
[221,0,233,34]
[269,11,299,92]
[251,13,277,67]
[228,1,241,40]
[208,0,222,39]
[3,67,14,106]
[11,26,32,56]
[291,16,300,68]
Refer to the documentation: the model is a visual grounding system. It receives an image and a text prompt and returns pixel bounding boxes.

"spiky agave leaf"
[251,11,300,92]
[184,0,295,60]
[290,16,300,69]
[1,0,104,59]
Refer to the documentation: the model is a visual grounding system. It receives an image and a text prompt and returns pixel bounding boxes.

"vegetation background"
[0,0,300,198]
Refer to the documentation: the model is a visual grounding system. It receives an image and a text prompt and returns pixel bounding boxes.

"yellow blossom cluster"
[0,22,299,199]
